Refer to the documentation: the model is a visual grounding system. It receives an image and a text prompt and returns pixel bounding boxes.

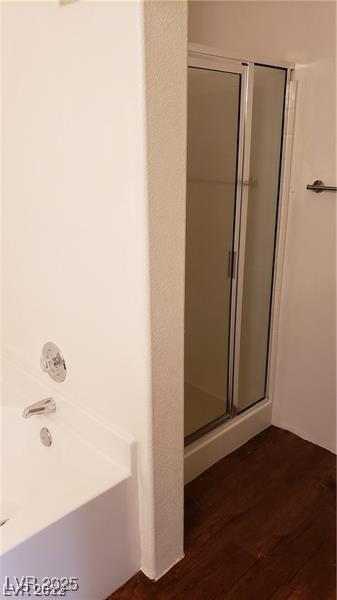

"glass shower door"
[235,65,287,412]
[184,52,289,444]
[184,63,243,440]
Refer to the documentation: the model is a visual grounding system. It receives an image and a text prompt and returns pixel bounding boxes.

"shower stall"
[185,46,291,445]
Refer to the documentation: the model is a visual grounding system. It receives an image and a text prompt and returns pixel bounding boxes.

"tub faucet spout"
[23,398,56,418]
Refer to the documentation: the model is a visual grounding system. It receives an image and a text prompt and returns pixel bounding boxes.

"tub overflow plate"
[40,427,52,447]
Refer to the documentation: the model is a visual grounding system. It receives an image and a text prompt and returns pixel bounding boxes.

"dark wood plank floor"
[109,426,336,599]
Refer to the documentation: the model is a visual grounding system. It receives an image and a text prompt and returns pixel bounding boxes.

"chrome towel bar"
[307,180,337,193]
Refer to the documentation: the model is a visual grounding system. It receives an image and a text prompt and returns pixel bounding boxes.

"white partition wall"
[144,0,187,578]
[1,0,187,581]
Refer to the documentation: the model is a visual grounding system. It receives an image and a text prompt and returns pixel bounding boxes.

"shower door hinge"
[227,251,237,279]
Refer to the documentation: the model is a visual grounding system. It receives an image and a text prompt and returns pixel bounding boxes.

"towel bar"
[306,180,337,193]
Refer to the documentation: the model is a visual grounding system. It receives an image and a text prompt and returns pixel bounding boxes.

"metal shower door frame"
[227,60,254,416]
[186,49,249,441]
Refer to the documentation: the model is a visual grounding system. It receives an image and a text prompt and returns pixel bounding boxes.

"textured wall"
[144,0,187,579]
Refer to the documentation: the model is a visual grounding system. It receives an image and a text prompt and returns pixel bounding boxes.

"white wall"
[189,1,336,452]
[2,0,188,580]
[1,0,156,575]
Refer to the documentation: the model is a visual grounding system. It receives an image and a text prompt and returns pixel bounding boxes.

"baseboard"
[271,419,337,455]
[184,399,272,484]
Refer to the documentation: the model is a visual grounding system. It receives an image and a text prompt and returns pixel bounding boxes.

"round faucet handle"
[40,342,66,383]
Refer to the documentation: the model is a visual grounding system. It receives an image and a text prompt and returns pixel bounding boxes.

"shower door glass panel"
[185,66,241,438]
[237,65,287,411]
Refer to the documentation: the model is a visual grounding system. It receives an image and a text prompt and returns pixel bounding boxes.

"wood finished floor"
[109,426,336,600]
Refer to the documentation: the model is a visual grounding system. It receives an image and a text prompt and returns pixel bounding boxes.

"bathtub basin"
[0,379,139,599]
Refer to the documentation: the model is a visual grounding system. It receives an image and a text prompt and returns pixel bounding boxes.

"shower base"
[184,398,272,483]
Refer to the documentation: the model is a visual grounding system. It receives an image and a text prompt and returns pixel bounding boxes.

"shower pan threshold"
[184,398,272,483]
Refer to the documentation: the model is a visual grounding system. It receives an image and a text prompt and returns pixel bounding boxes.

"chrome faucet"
[23,397,56,418]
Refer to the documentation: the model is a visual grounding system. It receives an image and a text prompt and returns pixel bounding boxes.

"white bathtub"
[0,363,140,600]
